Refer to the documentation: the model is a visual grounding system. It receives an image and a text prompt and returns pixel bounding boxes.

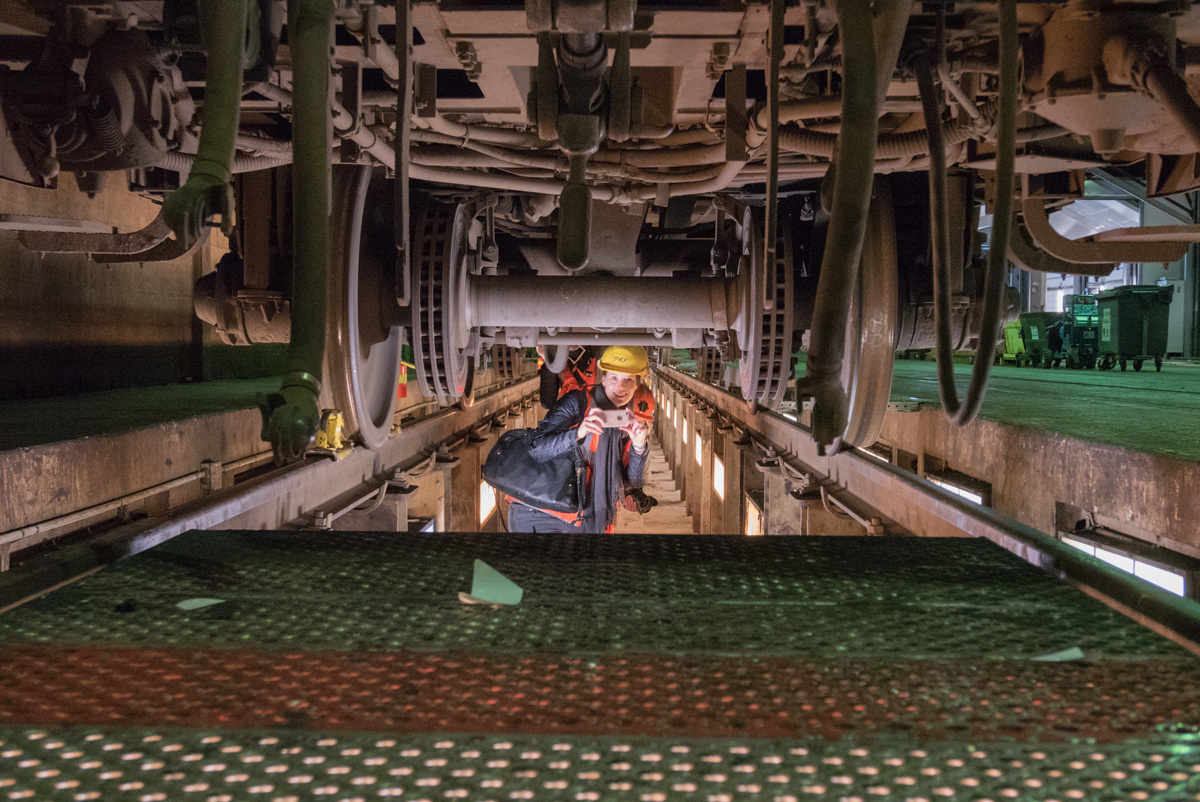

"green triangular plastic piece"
[1031,646,1085,662]
[176,598,225,611]
[470,559,523,605]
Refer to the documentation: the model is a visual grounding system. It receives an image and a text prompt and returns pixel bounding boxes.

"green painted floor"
[3,359,1199,463]
[888,359,1200,462]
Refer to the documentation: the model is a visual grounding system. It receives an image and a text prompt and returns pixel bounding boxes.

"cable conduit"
[157,150,292,174]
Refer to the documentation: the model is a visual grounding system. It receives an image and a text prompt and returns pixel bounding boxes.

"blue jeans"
[507,502,580,533]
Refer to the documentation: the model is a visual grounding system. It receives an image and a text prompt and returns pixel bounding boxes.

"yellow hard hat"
[598,345,648,375]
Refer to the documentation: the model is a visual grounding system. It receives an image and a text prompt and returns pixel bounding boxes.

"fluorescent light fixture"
[1060,534,1187,597]
[782,413,797,421]
[714,455,725,499]
[695,433,703,465]
[683,418,688,444]
[1094,546,1135,574]
[479,480,496,524]
[1134,561,1186,596]
[744,496,763,536]
[927,476,984,505]
[1061,535,1095,556]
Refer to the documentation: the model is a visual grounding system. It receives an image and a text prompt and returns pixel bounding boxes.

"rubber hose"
[917,55,960,419]
[157,150,292,174]
[285,0,336,387]
[798,0,878,453]
[926,0,1018,426]
[777,102,993,160]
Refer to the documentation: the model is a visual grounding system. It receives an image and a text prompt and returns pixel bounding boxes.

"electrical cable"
[917,0,1018,426]
[820,485,853,519]
[352,482,389,515]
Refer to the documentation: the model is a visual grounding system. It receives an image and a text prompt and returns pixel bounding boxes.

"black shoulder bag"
[482,429,586,514]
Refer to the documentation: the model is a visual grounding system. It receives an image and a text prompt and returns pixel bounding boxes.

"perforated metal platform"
[1,531,1198,801]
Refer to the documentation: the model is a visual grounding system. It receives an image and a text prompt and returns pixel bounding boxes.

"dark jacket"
[529,386,648,530]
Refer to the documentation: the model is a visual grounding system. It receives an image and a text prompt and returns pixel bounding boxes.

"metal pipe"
[419,114,549,149]
[161,0,249,247]
[263,0,338,463]
[0,471,203,550]
[937,61,982,121]
[592,142,727,167]
[617,127,720,149]
[797,0,879,454]
[470,275,734,330]
[0,449,274,555]
[356,124,633,201]
[1142,62,1200,153]
[630,160,748,201]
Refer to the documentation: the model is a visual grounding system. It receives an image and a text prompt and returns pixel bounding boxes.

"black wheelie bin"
[1095,284,1174,372]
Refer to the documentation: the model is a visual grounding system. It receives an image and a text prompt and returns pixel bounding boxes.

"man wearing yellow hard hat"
[511,345,652,533]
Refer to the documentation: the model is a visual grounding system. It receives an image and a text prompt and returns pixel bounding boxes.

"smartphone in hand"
[596,409,632,428]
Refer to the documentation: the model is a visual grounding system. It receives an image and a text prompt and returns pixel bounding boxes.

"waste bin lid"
[1094,284,1174,301]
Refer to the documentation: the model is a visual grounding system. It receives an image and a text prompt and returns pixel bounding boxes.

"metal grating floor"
[1,531,1199,801]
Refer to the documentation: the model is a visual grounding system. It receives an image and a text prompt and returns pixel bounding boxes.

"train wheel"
[492,344,520,379]
[840,178,899,448]
[697,347,725,385]
[412,200,476,407]
[734,207,795,409]
[321,166,403,450]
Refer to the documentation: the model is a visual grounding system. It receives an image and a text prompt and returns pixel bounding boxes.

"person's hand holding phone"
[624,419,648,452]
[577,407,605,441]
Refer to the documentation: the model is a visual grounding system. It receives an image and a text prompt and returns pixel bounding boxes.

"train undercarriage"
[5,0,1200,459]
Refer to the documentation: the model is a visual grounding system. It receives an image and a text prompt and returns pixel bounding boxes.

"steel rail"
[0,378,539,612]
[655,366,1200,655]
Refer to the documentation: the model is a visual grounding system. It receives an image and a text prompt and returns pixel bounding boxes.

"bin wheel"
[1085,356,1096,370]
[1098,355,1115,371]
[1053,358,1062,368]
[1066,353,1080,369]
[1133,359,1144,372]
[1120,358,1127,371]
[1155,356,1163,371]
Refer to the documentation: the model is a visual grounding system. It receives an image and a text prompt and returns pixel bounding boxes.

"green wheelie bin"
[1095,284,1174,372]
[1018,311,1065,368]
